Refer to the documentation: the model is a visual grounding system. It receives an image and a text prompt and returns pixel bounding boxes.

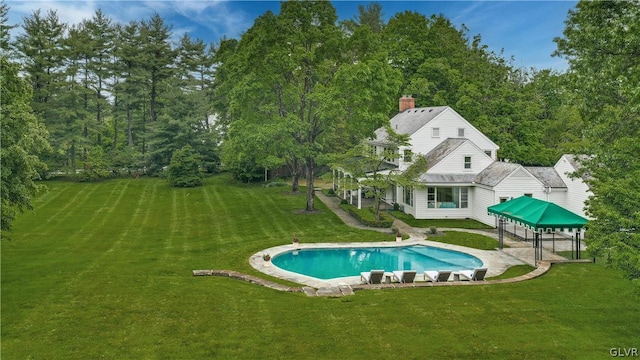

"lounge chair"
[392,270,417,283]
[360,270,385,284]
[424,270,452,282]
[457,268,488,281]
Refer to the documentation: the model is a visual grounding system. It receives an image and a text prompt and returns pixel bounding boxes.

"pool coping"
[249,239,527,288]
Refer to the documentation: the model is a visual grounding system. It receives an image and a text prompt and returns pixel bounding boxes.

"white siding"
[414,187,427,217]
[547,189,567,205]
[494,168,546,200]
[428,141,494,174]
[472,186,498,227]
[554,156,592,219]
[410,108,499,158]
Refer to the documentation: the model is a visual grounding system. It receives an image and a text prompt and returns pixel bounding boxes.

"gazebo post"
[498,218,504,250]
[576,232,581,260]
[533,232,538,267]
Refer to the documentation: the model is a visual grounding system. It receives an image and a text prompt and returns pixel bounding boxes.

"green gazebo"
[488,196,588,263]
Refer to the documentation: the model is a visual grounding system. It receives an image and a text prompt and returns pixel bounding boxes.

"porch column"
[343,174,347,199]
[349,177,353,204]
[357,186,362,209]
[332,169,335,190]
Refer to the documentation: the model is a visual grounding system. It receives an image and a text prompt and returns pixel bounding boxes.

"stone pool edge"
[247,239,526,288]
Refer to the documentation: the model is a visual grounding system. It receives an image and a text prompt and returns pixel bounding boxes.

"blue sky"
[6,1,577,71]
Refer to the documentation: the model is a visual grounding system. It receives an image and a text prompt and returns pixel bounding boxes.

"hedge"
[339,203,394,228]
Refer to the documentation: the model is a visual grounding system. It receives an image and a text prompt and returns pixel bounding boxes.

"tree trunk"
[374,191,382,221]
[127,106,134,147]
[289,157,301,193]
[292,172,300,193]
[305,157,315,212]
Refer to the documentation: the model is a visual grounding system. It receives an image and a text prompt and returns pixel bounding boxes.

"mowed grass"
[2,174,639,359]
[388,210,493,229]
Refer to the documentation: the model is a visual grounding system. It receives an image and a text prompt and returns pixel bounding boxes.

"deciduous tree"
[555,0,640,282]
[1,57,51,233]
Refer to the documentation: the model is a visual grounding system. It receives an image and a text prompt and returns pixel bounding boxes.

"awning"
[488,196,588,231]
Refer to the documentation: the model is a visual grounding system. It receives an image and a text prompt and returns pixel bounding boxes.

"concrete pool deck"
[249,239,527,288]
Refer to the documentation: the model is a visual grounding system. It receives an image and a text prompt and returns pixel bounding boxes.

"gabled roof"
[424,138,467,170]
[473,162,522,187]
[524,167,567,188]
[373,106,448,143]
[563,154,589,171]
[559,154,592,182]
[488,196,588,230]
[390,106,449,135]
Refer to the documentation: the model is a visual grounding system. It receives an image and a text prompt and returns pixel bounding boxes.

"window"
[403,149,412,162]
[524,193,532,197]
[368,145,377,156]
[499,197,509,203]
[464,156,472,170]
[427,187,468,208]
[460,188,468,208]
[458,128,465,137]
[484,150,492,157]
[427,187,435,208]
[403,187,414,207]
[432,128,440,137]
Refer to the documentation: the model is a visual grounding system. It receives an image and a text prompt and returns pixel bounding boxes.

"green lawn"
[388,210,494,229]
[2,174,638,359]
[435,230,509,250]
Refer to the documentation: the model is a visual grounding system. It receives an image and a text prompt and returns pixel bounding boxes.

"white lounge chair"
[424,270,452,282]
[360,270,385,284]
[458,268,488,281]
[392,270,417,283]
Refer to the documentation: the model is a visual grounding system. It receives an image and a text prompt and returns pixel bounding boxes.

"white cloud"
[167,1,254,40]
[7,0,98,26]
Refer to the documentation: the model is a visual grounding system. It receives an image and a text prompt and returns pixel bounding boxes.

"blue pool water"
[271,245,483,280]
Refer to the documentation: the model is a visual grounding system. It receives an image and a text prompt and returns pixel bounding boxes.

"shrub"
[263,181,287,188]
[167,145,203,187]
[430,227,438,235]
[76,147,111,182]
[339,204,393,228]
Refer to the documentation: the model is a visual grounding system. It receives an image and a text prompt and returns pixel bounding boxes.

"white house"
[335,96,591,229]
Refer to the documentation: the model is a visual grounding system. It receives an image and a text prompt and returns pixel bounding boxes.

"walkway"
[315,191,421,240]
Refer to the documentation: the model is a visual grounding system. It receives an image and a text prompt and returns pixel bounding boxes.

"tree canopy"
[554,0,640,283]
[1,57,51,233]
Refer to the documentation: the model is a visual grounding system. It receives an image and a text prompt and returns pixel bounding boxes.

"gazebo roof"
[488,196,588,231]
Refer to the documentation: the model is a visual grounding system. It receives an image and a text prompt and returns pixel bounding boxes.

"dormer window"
[403,149,413,162]
[432,128,440,137]
[458,128,465,137]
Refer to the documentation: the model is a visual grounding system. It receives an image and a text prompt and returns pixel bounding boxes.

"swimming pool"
[271,245,483,280]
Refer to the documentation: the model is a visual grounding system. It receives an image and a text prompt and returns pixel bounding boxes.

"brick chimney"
[399,95,415,112]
